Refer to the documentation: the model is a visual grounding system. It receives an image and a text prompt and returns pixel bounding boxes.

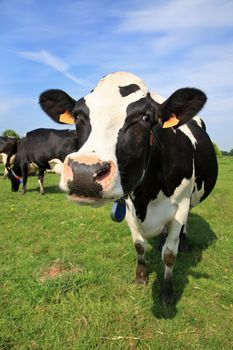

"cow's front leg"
[135,240,148,284]
[22,163,28,194]
[130,229,148,284]
[126,203,148,284]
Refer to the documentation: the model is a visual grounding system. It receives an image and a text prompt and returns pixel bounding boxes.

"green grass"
[0,158,232,350]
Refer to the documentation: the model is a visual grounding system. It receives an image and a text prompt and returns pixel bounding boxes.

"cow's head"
[7,167,21,192]
[39,72,206,205]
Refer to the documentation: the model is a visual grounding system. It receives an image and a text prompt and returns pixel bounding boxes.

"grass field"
[0,158,232,350]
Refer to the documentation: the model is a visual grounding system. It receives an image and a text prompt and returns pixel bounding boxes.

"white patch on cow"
[179,124,197,148]
[0,153,8,164]
[28,162,38,175]
[38,179,44,193]
[1,153,16,178]
[193,116,203,128]
[125,199,148,250]
[191,181,205,207]
[126,173,194,246]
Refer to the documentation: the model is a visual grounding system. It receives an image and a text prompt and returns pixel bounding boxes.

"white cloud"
[119,0,233,32]
[18,50,91,87]
[118,0,233,58]
[20,50,68,71]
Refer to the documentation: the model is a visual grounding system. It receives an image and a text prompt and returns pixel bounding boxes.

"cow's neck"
[131,129,164,221]
[131,127,194,222]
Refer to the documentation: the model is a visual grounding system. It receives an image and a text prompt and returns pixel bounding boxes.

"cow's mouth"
[67,194,108,207]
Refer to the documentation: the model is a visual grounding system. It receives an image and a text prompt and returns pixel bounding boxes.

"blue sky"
[0,0,232,151]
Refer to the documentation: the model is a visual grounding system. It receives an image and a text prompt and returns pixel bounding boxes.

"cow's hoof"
[135,263,148,285]
[135,275,148,285]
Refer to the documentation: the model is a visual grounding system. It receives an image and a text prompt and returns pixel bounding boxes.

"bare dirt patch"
[39,259,82,281]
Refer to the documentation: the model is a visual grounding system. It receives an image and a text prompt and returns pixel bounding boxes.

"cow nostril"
[93,162,111,182]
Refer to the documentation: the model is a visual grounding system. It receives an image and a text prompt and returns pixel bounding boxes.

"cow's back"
[16,129,79,169]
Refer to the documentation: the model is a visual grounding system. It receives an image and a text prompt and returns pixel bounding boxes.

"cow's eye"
[142,114,151,123]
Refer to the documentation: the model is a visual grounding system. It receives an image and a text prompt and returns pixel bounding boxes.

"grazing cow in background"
[8,128,86,194]
[0,137,38,178]
[0,136,18,177]
[39,72,218,304]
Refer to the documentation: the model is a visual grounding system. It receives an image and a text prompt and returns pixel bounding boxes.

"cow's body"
[40,72,218,304]
[8,128,85,194]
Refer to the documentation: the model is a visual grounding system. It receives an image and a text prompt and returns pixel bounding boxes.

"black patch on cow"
[116,97,156,195]
[135,242,145,255]
[116,95,160,198]
[188,119,218,200]
[119,84,140,97]
[72,98,91,144]
[73,97,89,116]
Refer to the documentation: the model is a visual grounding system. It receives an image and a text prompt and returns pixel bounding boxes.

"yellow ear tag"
[162,113,180,128]
[59,111,75,125]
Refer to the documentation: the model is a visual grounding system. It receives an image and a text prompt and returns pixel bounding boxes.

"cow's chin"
[67,194,109,207]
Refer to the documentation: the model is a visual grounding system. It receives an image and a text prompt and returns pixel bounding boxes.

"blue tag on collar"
[111,198,126,222]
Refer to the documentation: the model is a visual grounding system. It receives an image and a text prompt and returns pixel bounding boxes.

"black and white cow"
[8,128,86,194]
[39,72,218,304]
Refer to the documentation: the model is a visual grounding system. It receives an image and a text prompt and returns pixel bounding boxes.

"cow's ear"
[158,88,207,128]
[39,89,76,125]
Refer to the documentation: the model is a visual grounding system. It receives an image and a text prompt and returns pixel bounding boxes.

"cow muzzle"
[61,154,116,205]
